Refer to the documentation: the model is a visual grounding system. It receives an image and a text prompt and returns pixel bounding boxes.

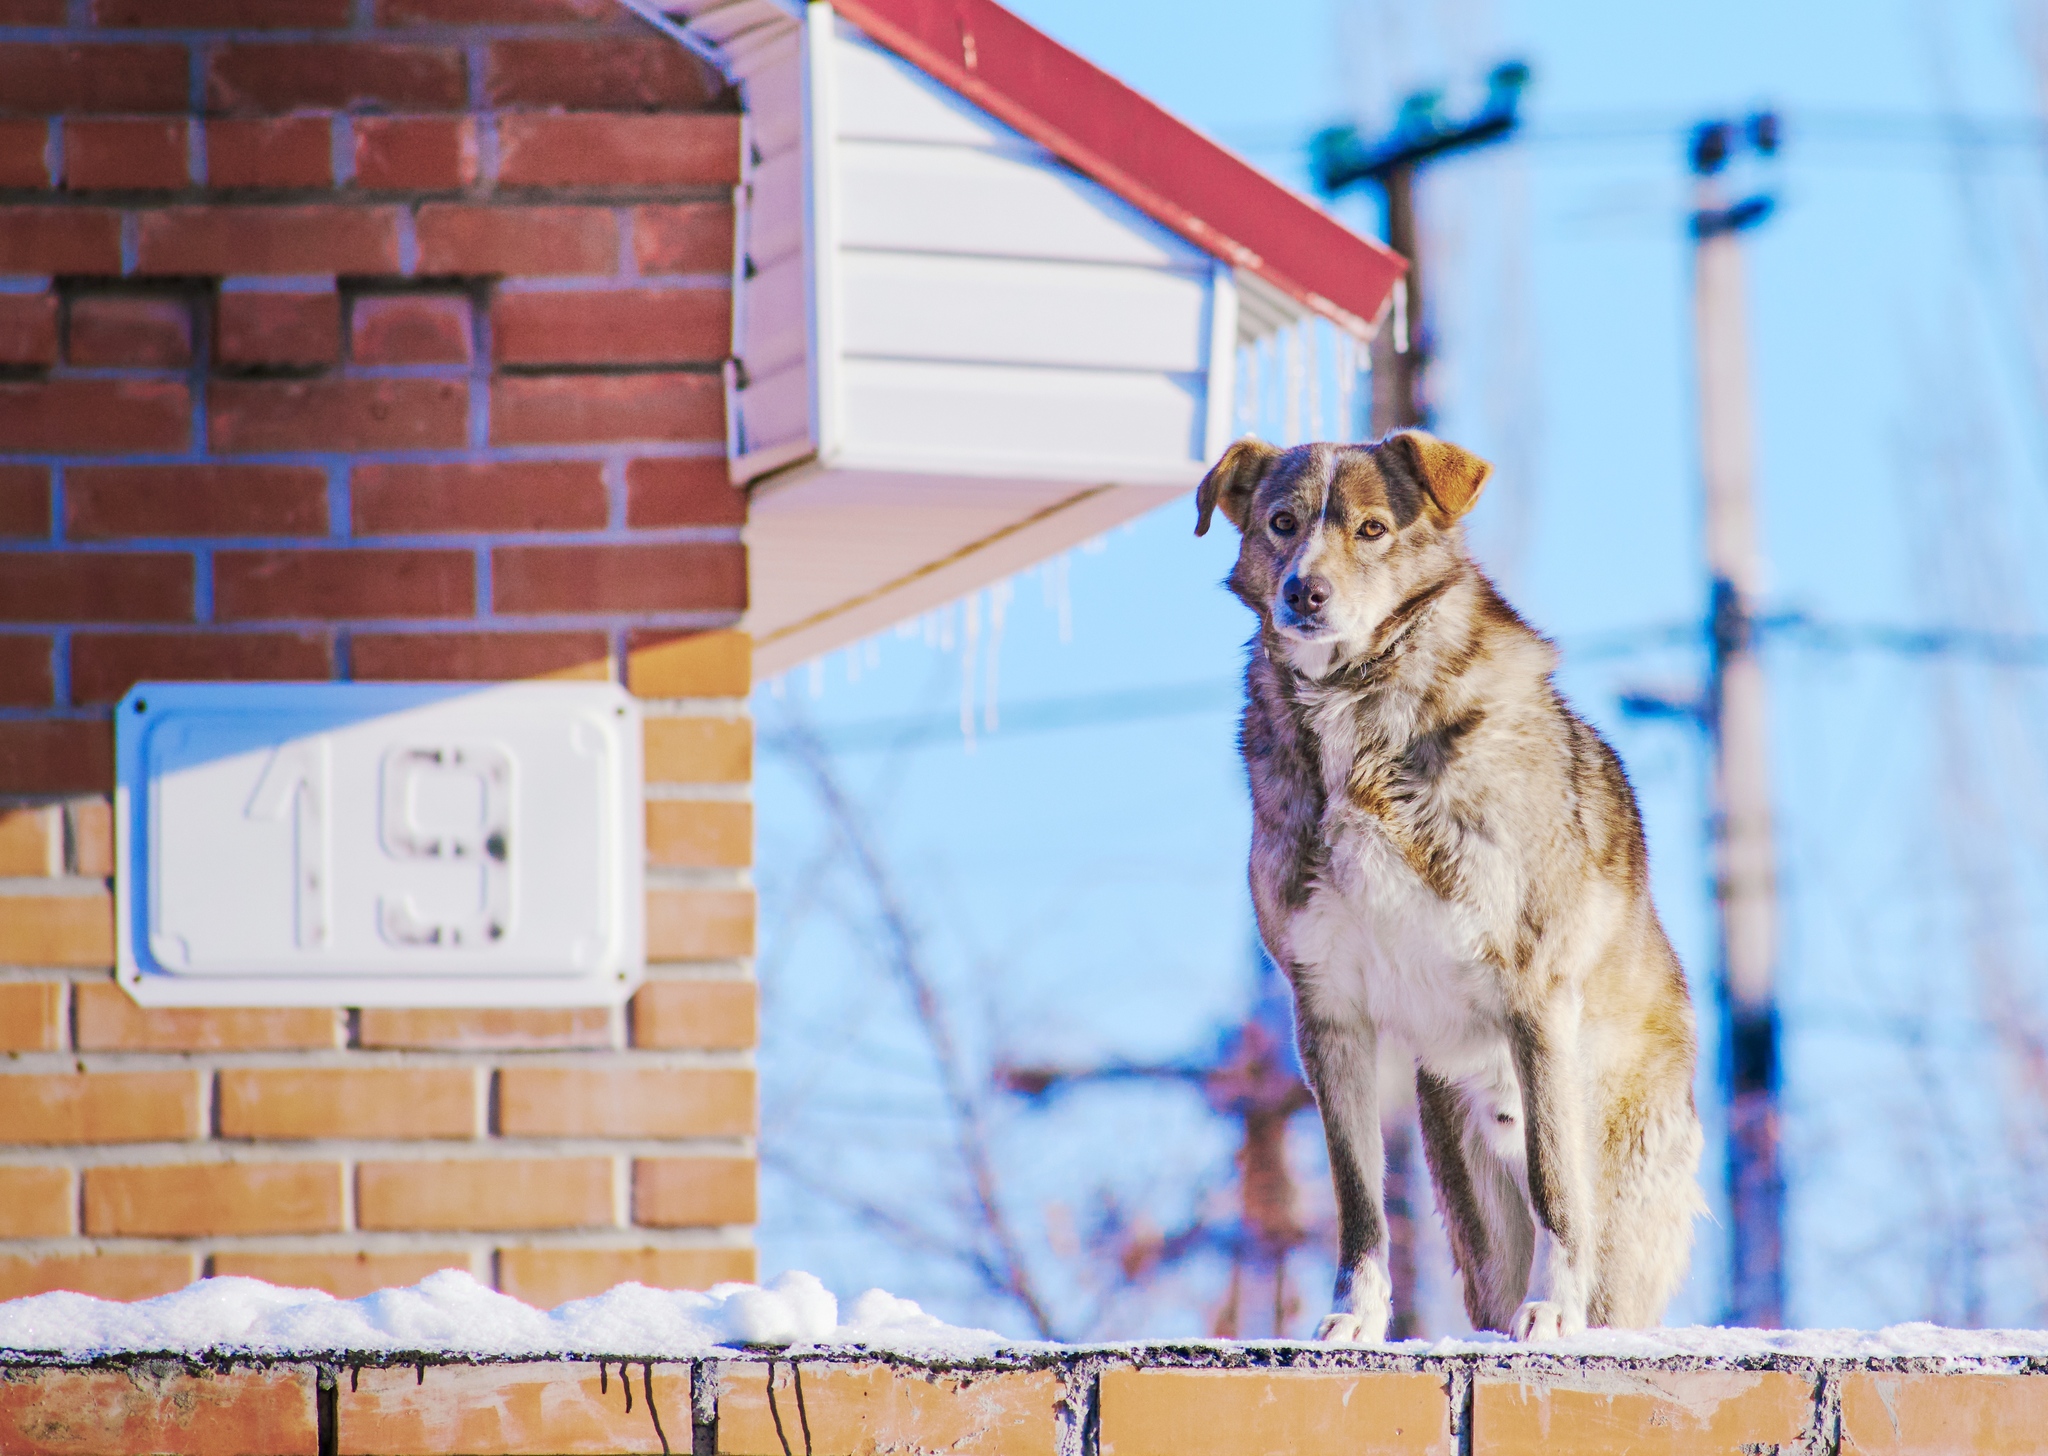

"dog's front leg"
[1506,996,1593,1340]
[1300,1014,1392,1342]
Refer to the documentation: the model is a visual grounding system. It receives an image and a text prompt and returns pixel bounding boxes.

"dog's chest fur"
[1248,658,1513,1078]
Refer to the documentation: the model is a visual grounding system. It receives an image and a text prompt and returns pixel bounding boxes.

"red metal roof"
[827,0,1405,337]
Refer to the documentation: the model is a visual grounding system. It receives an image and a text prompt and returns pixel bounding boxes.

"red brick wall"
[0,0,758,1303]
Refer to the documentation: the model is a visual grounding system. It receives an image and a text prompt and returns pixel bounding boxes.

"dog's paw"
[1318,1261,1393,1343]
[1509,1300,1583,1342]
[1316,1312,1377,1343]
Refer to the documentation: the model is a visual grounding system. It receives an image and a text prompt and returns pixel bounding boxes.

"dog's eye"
[1269,511,1298,535]
[1359,519,1388,540]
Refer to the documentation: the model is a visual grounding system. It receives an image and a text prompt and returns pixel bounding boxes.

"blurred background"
[751,0,2048,1338]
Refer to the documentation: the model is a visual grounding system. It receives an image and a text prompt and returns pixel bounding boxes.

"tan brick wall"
[0,671,757,1301]
[2,1353,2046,1456]
[720,1364,1060,1456]
[1472,1370,1814,1456]
[1097,1367,1451,1456]
[1840,1371,2048,1456]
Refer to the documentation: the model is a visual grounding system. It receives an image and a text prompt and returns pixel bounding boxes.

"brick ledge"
[1,1346,2045,1456]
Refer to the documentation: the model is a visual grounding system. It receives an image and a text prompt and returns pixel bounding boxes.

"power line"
[760,625,1688,755]
[1533,110,2048,151]
[764,618,2048,758]
[1215,110,2048,161]
[762,679,1239,754]
[1772,617,2048,665]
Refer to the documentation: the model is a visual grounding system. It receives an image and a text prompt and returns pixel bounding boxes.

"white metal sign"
[114,682,644,1007]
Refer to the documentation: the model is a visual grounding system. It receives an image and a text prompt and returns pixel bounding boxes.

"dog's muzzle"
[1276,573,1334,637]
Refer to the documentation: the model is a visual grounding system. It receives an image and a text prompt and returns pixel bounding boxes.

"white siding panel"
[838,359,1207,478]
[741,252,808,378]
[835,140,1200,268]
[832,27,1042,151]
[727,24,810,487]
[838,252,1212,373]
[735,361,811,456]
[661,0,793,48]
[746,148,805,270]
[739,31,805,156]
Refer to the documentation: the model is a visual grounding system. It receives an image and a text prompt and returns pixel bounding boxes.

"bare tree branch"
[769,714,1061,1339]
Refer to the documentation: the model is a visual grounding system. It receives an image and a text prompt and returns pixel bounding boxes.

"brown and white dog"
[1196,432,1703,1342]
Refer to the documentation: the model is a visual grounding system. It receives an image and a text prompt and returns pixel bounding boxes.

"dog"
[1195,431,1703,1342]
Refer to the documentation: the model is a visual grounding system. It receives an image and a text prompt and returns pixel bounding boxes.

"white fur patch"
[1284,806,1508,1084]
[1277,635,1339,679]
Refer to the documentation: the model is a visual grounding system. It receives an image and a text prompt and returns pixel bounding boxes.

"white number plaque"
[114,682,644,1007]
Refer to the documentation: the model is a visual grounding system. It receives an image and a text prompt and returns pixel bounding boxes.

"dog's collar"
[1363,576,1455,666]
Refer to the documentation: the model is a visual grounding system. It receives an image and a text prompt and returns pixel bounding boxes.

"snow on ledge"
[3,1269,2048,1365]
[0,1270,1008,1362]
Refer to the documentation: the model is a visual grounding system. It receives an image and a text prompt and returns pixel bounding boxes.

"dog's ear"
[1195,437,1280,536]
[1383,431,1491,520]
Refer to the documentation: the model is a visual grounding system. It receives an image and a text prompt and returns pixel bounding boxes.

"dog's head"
[1195,432,1491,671]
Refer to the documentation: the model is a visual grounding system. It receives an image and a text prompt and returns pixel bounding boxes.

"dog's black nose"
[1284,574,1331,614]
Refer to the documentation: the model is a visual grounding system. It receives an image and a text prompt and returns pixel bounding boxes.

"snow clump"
[0,1268,1010,1361]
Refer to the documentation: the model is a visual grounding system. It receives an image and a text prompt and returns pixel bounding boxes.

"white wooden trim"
[727,31,818,485]
[751,481,1186,677]
[821,444,1204,490]
[721,114,751,478]
[1234,265,1316,345]
[607,0,734,71]
[621,0,803,79]
[1203,258,1239,461]
[734,435,819,485]
[802,1,845,468]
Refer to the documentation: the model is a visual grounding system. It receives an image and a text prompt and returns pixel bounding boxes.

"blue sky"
[750,0,2048,1336]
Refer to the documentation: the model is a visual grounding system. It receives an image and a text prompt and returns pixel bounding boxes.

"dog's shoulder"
[1367,567,1560,760]
[1432,570,1559,710]
[1332,566,1618,894]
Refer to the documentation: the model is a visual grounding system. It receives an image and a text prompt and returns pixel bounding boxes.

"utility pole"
[1370,152,1421,439]
[1312,60,1529,1341]
[1690,113,1784,1328]
[1313,63,1531,438]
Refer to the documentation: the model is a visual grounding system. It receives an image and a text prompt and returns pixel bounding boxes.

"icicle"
[1238,338,1256,439]
[1305,319,1323,440]
[896,620,917,640]
[937,604,954,652]
[922,611,937,647]
[1245,337,1260,440]
[769,674,786,700]
[959,591,981,749]
[1284,323,1303,445]
[1039,554,1072,644]
[1354,330,1369,437]
[1335,332,1356,441]
[1248,337,1261,439]
[807,659,824,698]
[1253,331,1269,436]
[845,646,859,684]
[865,636,880,669]
[984,578,1012,733]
